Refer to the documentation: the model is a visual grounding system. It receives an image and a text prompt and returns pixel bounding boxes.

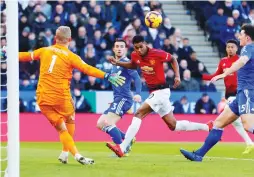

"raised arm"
[211,56,249,83]
[19,48,44,61]
[109,56,137,69]
[71,55,126,87]
[223,56,248,76]
[71,56,106,79]
[202,61,223,80]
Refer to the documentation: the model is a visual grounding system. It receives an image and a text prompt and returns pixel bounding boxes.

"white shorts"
[145,88,172,117]
[227,96,236,104]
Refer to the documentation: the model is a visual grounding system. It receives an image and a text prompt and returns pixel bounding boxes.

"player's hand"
[108,56,118,65]
[133,94,142,102]
[200,109,206,114]
[105,73,126,87]
[173,76,181,88]
[210,73,226,83]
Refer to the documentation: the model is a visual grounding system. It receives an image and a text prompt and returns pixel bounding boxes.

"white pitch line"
[174,155,254,161]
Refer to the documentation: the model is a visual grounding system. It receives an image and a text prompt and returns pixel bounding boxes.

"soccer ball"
[145,11,163,28]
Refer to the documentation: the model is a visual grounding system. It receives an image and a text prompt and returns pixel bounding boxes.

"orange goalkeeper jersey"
[19,44,105,105]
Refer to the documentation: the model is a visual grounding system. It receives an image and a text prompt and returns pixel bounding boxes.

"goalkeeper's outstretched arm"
[19,48,44,61]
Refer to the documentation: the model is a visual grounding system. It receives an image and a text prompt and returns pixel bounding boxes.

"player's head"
[113,38,127,59]
[55,26,72,45]
[226,39,238,57]
[132,35,148,57]
[239,24,254,46]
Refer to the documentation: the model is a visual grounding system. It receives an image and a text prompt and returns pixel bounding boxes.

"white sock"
[61,151,69,157]
[120,117,142,152]
[74,153,83,160]
[175,120,209,131]
[232,118,253,145]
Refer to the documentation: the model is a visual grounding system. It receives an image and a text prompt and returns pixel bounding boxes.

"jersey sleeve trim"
[31,52,34,61]
[166,53,169,60]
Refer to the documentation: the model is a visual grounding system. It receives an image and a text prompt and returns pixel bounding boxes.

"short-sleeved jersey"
[111,57,140,99]
[19,44,105,105]
[131,48,171,89]
[238,44,254,91]
[202,55,238,95]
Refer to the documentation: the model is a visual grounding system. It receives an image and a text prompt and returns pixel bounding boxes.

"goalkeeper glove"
[104,73,126,87]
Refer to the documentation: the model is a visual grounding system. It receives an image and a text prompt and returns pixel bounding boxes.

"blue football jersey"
[111,57,141,99]
[238,44,254,91]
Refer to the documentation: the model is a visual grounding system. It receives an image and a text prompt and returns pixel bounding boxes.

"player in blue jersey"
[96,39,142,156]
[180,24,254,162]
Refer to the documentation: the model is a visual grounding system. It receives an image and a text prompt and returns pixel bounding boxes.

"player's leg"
[97,112,122,144]
[59,100,76,163]
[97,98,132,144]
[226,96,254,152]
[241,114,254,154]
[59,117,75,163]
[118,89,166,153]
[180,104,238,161]
[39,105,94,165]
[161,112,209,131]
[120,103,153,151]
[159,102,209,131]
[232,118,254,154]
[106,102,153,157]
[242,114,254,133]
[233,89,254,154]
[238,90,254,133]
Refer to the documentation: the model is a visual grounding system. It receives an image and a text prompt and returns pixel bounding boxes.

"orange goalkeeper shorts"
[39,100,75,127]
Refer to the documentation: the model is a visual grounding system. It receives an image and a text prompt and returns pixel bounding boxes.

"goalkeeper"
[18,26,125,165]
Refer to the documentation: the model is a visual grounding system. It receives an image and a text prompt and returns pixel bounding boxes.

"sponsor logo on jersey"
[140,66,155,74]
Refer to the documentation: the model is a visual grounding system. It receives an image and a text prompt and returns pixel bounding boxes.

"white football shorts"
[145,88,172,117]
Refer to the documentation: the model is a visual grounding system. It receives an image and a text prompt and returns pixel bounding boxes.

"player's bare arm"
[109,56,137,69]
[170,56,181,88]
[211,56,249,83]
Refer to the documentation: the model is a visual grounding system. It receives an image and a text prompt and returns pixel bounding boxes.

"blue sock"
[195,128,223,157]
[103,125,122,144]
[118,129,126,139]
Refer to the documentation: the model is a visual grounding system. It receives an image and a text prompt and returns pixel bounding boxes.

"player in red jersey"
[106,36,211,157]
[202,39,254,154]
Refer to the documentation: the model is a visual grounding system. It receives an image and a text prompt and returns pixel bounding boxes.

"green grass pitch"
[1,142,254,177]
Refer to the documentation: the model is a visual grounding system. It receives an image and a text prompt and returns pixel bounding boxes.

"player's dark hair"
[241,24,254,41]
[226,39,238,46]
[132,35,145,44]
[183,38,189,41]
[114,38,127,47]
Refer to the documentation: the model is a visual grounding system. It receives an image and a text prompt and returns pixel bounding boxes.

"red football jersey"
[202,55,238,95]
[131,48,172,88]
